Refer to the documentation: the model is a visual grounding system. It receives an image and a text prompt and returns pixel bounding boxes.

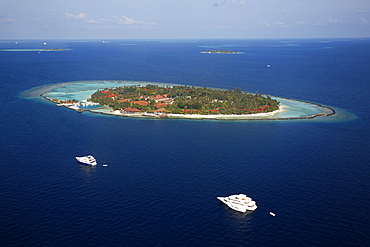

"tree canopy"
[88,85,280,115]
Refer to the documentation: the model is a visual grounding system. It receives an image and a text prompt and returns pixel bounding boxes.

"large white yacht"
[75,155,97,166]
[217,194,257,212]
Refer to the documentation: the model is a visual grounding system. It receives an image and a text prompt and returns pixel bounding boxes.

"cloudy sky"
[1,0,369,39]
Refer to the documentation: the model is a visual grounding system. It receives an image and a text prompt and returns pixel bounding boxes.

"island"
[41,48,69,51]
[1,48,71,52]
[200,49,238,54]
[27,80,337,121]
[87,85,280,117]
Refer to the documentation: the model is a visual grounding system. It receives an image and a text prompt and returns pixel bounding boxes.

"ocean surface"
[1,39,369,246]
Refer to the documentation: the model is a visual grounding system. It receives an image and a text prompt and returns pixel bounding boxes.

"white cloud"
[275,21,289,28]
[62,12,153,27]
[86,19,98,24]
[114,15,146,25]
[260,18,349,29]
[296,21,309,25]
[355,10,368,14]
[63,12,86,20]
[63,12,100,24]
[259,21,272,28]
[359,17,368,24]
[328,18,345,24]
[259,21,290,28]
[0,17,16,23]
[213,0,247,7]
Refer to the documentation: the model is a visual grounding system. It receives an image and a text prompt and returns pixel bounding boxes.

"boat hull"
[77,161,96,166]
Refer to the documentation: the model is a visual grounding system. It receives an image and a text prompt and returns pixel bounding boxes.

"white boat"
[217,194,257,212]
[75,155,97,166]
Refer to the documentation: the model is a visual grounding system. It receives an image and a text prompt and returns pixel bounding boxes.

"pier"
[76,107,110,112]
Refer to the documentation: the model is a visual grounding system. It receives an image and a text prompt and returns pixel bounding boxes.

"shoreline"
[108,104,334,120]
[163,107,285,119]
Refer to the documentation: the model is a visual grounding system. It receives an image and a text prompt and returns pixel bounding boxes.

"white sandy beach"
[112,106,286,119]
[165,107,286,119]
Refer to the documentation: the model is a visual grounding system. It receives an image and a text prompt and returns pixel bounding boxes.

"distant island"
[87,85,280,116]
[200,49,238,54]
[41,48,69,51]
[0,48,70,52]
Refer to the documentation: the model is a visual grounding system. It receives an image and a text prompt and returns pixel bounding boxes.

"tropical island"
[87,85,280,116]
[200,49,238,54]
[28,80,337,121]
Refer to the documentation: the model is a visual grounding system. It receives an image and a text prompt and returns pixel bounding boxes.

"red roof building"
[105,93,117,98]
[155,108,166,112]
[122,107,141,113]
[155,102,167,108]
[131,100,150,106]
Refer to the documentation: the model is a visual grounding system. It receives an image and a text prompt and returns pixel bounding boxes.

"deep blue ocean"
[1,39,369,246]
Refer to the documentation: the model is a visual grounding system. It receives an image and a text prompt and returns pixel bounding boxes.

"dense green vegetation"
[89,85,280,115]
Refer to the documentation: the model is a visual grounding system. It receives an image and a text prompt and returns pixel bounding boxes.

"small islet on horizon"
[1,48,71,52]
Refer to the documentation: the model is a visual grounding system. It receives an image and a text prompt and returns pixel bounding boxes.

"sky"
[0,0,369,39]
